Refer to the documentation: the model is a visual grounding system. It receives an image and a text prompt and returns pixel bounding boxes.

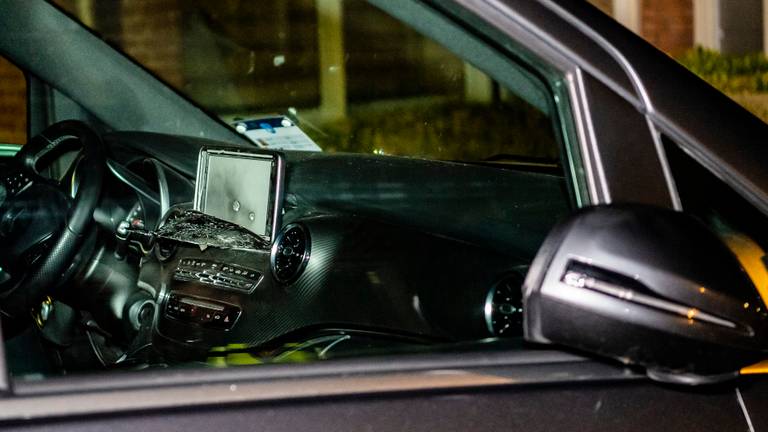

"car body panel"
[534,0,768,213]
[2,377,765,431]
[0,0,766,430]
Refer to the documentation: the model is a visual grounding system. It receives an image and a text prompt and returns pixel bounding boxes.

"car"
[0,0,767,430]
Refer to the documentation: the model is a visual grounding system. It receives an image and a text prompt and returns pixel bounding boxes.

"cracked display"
[194,149,283,241]
[156,210,270,251]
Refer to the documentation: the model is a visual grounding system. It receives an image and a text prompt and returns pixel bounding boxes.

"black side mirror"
[523,205,768,385]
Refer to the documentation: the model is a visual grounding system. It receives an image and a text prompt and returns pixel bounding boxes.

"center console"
[152,148,286,359]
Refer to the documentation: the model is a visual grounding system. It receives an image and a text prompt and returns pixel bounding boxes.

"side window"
[0,55,26,145]
[665,137,768,303]
[2,0,579,384]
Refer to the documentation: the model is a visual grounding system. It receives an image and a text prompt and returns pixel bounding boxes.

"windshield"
[51,0,560,165]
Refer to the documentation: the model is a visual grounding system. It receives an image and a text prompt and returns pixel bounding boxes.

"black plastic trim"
[3,349,641,422]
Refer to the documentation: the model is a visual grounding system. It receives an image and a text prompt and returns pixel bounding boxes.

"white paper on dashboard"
[232,116,322,152]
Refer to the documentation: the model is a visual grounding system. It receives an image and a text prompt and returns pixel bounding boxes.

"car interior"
[0,1,578,378]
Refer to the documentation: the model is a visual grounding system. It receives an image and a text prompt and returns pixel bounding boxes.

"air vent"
[271,223,310,284]
[484,272,525,337]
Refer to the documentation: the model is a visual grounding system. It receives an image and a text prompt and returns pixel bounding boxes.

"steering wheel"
[0,120,104,330]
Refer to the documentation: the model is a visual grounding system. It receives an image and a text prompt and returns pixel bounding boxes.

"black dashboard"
[94,131,570,362]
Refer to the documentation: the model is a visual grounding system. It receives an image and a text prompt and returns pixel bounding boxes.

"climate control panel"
[164,293,240,330]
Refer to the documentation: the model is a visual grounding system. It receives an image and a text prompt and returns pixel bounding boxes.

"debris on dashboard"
[155,210,270,251]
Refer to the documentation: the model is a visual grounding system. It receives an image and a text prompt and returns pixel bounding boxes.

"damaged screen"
[156,210,271,251]
[194,148,284,242]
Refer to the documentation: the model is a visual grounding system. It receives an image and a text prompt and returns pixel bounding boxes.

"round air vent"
[271,223,310,284]
[484,272,525,337]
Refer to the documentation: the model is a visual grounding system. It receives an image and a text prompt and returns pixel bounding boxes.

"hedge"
[677,47,768,123]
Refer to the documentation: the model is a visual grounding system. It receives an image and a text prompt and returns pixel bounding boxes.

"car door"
[0,1,766,431]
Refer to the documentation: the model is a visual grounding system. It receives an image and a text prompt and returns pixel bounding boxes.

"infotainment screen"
[194,148,284,243]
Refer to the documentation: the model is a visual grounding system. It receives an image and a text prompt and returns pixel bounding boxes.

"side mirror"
[523,205,768,385]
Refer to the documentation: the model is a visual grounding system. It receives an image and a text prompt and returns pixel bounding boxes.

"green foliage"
[678,47,768,93]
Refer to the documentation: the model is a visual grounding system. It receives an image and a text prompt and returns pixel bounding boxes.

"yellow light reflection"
[722,234,768,306]
[686,308,698,320]
[742,360,768,375]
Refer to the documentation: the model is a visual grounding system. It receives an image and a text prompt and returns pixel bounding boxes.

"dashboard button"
[164,294,239,330]
[173,261,260,292]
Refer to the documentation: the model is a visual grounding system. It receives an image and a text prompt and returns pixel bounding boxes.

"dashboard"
[88,131,569,363]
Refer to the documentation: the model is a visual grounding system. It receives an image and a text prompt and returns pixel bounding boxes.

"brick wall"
[0,56,26,144]
[120,0,184,88]
[52,0,185,94]
[344,0,463,102]
[180,0,320,113]
[640,0,693,56]
[588,0,613,16]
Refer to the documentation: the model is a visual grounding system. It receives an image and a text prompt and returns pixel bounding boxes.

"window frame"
[1,0,580,389]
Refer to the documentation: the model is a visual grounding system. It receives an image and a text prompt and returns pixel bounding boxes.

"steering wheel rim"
[0,120,104,325]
